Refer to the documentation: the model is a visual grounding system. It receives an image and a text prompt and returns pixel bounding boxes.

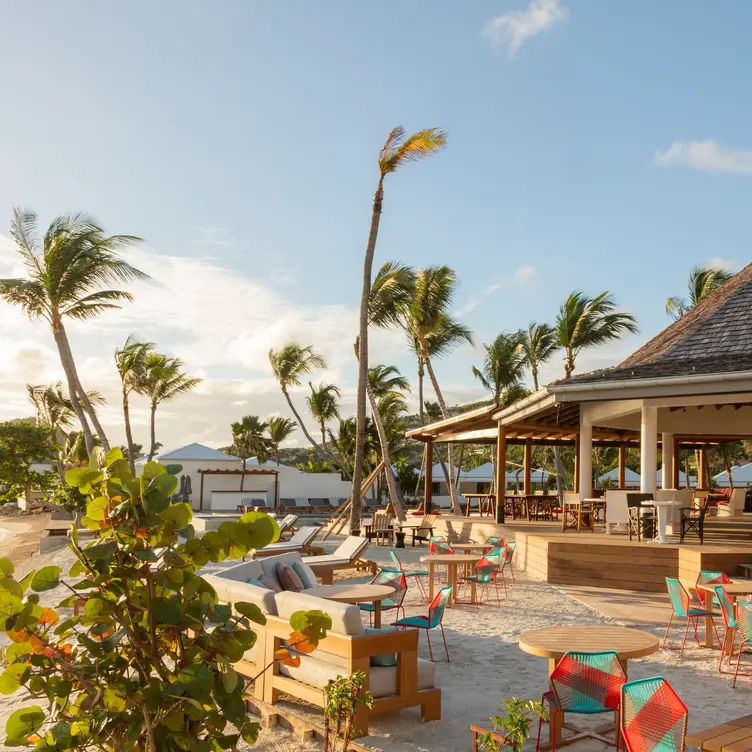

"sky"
[0,0,750,452]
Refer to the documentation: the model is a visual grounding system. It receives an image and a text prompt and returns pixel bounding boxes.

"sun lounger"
[308,498,332,513]
[279,498,298,512]
[294,498,312,513]
[276,514,298,537]
[250,526,319,558]
[364,498,382,510]
[236,497,266,512]
[305,536,370,584]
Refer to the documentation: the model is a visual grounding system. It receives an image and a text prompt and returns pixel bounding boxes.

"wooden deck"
[430,515,752,592]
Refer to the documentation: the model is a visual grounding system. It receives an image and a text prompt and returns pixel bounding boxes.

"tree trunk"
[532,368,539,391]
[122,386,136,474]
[684,452,690,489]
[50,319,96,456]
[350,174,385,536]
[564,349,575,380]
[418,356,425,425]
[554,447,566,498]
[724,455,734,490]
[79,385,111,453]
[367,384,404,521]
[275,447,280,466]
[147,401,158,461]
[240,458,246,491]
[422,352,460,513]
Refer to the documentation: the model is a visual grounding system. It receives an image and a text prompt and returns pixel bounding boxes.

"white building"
[713,463,752,488]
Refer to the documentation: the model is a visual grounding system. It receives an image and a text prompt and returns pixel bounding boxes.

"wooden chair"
[680,493,710,544]
[562,493,593,532]
[411,514,436,546]
[367,512,394,546]
[627,507,642,542]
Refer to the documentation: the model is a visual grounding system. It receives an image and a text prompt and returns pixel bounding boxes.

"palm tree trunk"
[122,387,136,474]
[50,319,96,456]
[240,458,246,491]
[351,175,386,535]
[418,356,425,425]
[532,369,539,391]
[147,401,158,461]
[422,352,460,513]
[724,455,734,490]
[367,384,404,521]
[78,386,111,454]
[275,446,280,466]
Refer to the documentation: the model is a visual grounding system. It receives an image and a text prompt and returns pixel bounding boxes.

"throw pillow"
[276,563,305,592]
[291,561,315,590]
[258,574,281,593]
[363,626,398,667]
[246,577,266,588]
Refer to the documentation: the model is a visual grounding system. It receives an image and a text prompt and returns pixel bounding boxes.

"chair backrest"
[485,535,505,546]
[279,498,296,509]
[372,512,391,531]
[288,526,318,547]
[334,536,368,561]
[475,552,501,583]
[372,570,408,609]
[605,491,629,525]
[714,585,737,629]
[551,651,626,713]
[428,585,452,628]
[736,600,752,646]
[563,492,581,505]
[620,677,687,752]
[665,578,690,617]
[418,514,436,533]
[428,537,454,555]
[502,540,516,565]
[695,570,731,607]
[389,550,403,571]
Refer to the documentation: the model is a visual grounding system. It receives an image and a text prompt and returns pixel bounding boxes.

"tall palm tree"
[519,322,558,390]
[114,335,155,473]
[556,292,638,380]
[269,343,348,477]
[471,332,527,405]
[136,354,202,461]
[231,415,271,490]
[0,208,146,454]
[306,383,341,449]
[713,441,747,490]
[267,416,296,465]
[405,266,473,513]
[666,266,733,320]
[351,127,447,535]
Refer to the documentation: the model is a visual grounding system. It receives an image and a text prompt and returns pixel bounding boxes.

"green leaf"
[0,592,24,630]
[105,447,124,464]
[152,598,182,625]
[142,461,166,480]
[0,559,14,578]
[234,601,266,625]
[240,721,261,745]
[218,522,251,559]
[155,474,179,497]
[221,665,238,694]
[79,515,100,531]
[17,570,35,595]
[0,663,29,695]
[0,579,22,598]
[64,467,88,487]
[202,531,230,562]
[86,497,108,522]
[30,566,61,592]
[164,463,183,475]
[177,664,214,701]
[4,643,31,663]
[84,542,117,561]
[50,721,72,746]
[208,603,231,623]
[161,502,192,529]
[103,686,127,712]
[239,512,280,548]
[6,706,45,740]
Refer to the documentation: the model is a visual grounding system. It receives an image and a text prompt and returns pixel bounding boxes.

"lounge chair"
[305,536,370,584]
[250,526,320,558]
[308,498,332,513]
[294,498,312,513]
[276,514,298,537]
[411,514,436,546]
[279,498,298,513]
[237,497,266,512]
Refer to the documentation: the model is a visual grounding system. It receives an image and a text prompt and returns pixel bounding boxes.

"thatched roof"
[565,262,752,384]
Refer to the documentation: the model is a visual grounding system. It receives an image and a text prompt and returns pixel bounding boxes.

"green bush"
[48,484,88,514]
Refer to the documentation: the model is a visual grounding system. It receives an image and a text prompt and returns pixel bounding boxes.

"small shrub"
[323,671,373,751]
[476,698,548,752]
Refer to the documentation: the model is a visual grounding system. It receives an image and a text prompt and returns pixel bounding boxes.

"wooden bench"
[686,714,752,752]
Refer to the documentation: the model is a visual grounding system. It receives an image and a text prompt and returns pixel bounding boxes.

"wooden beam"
[618,444,626,489]
[523,440,532,496]
[424,441,433,513]
[496,424,506,524]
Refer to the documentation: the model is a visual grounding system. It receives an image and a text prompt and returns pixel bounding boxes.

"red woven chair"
[695,570,731,609]
[663,577,719,656]
[536,651,627,752]
[620,677,687,752]
[732,600,752,687]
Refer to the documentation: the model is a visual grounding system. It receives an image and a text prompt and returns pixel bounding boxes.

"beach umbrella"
[183,474,192,495]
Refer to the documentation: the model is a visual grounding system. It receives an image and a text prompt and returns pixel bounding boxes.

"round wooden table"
[697,581,752,649]
[451,542,495,553]
[420,553,482,607]
[519,625,659,750]
[304,584,395,629]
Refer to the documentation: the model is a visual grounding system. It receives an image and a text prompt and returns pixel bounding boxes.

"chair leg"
[425,629,435,662]
[440,624,450,662]
[509,564,516,585]
[733,645,745,688]
[662,612,674,648]
[680,617,692,656]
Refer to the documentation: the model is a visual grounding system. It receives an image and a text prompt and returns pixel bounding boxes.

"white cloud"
[654,140,752,174]
[483,0,568,57]
[457,266,537,317]
[708,257,744,273]
[513,265,536,284]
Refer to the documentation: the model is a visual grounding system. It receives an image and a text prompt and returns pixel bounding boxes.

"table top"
[463,493,495,499]
[451,542,494,551]
[641,500,683,507]
[421,553,483,564]
[304,584,395,604]
[686,714,752,752]
[518,625,660,661]
[697,581,752,596]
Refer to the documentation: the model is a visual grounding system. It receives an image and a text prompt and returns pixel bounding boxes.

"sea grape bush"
[0,448,331,751]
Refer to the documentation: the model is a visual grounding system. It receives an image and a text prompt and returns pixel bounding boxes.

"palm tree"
[351,127,447,535]
[0,208,146,455]
[405,266,473,513]
[471,332,527,405]
[666,266,733,320]
[114,335,155,473]
[556,292,639,380]
[269,343,348,477]
[231,415,271,490]
[267,417,297,465]
[306,383,341,449]
[519,323,558,390]
[713,441,747,489]
[136,354,202,461]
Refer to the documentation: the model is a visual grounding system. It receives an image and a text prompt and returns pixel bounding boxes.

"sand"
[0,528,751,751]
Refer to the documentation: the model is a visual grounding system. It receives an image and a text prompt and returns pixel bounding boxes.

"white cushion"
[370,658,435,698]
[202,574,278,616]
[210,560,264,583]
[274,590,364,637]
[332,536,368,560]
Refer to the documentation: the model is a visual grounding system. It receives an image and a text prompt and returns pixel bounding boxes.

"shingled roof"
[564,262,752,384]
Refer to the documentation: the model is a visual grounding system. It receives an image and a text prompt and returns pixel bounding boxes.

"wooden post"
[573,435,580,493]
[523,440,532,496]
[699,448,708,489]
[274,472,279,510]
[672,437,680,489]
[496,425,506,524]
[424,441,433,515]
[618,444,626,489]
[198,470,204,512]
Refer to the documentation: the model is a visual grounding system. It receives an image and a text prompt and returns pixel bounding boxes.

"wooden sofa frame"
[236,614,441,737]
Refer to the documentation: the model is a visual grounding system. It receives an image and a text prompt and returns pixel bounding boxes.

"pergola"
[197,468,279,511]
[407,262,752,517]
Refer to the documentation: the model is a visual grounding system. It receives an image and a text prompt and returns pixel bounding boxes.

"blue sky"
[0,0,750,449]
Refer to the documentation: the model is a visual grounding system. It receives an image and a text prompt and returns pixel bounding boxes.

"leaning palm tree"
[136,354,202,461]
[114,335,155,473]
[306,383,341,450]
[267,416,297,466]
[666,266,732,320]
[269,343,348,477]
[231,415,271,490]
[351,127,447,535]
[519,322,558,391]
[0,208,146,454]
[471,332,527,406]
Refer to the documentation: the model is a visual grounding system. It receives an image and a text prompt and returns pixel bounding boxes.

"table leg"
[705,593,717,648]
[547,658,562,747]
[449,564,457,607]
[429,563,435,603]
[470,578,477,605]
[374,601,382,629]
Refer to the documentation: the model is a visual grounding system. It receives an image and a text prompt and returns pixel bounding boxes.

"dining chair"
[714,584,738,673]
[732,600,752,687]
[359,570,408,625]
[619,677,687,752]
[393,585,452,662]
[460,552,503,611]
[695,570,731,609]
[386,550,427,601]
[663,577,719,655]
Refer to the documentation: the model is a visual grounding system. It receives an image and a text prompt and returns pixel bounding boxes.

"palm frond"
[61,289,134,319]
[368,363,410,398]
[369,261,415,328]
[0,278,51,320]
[269,342,326,388]
[379,127,447,175]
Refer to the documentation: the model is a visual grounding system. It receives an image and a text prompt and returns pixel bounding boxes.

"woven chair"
[695,570,731,609]
[732,600,752,687]
[393,585,452,662]
[620,677,687,752]
[500,540,517,585]
[714,585,738,673]
[536,651,626,752]
[663,577,719,655]
[428,536,453,555]
[359,570,408,625]
[386,550,427,601]
[485,535,505,547]
[679,493,710,544]
[460,552,503,611]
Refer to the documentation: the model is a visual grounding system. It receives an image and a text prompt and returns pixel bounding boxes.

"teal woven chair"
[359,570,408,625]
[732,600,752,687]
[500,540,516,585]
[485,535,505,547]
[663,577,719,655]
[428,536,453,556]
[393,585,452,662]
[461,552,503,611]
[386,550,428,601]
[696,570,731,609]
[620,677,687,752]
[714,585,738,673]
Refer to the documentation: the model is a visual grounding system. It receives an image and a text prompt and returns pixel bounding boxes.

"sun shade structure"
[407,262,752,515]
[197,468,279,511]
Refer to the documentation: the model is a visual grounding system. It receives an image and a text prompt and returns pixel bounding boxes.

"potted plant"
[471,698,548,751]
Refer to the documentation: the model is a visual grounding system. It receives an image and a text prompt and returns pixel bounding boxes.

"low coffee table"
[304,583,395,628]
